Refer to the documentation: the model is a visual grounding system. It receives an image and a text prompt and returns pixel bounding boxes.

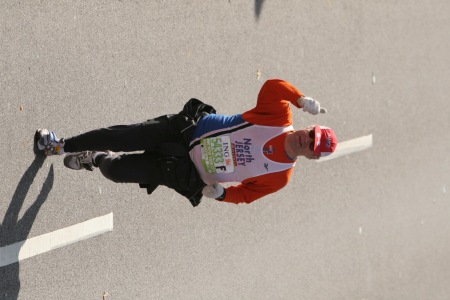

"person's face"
[285,127,319,160]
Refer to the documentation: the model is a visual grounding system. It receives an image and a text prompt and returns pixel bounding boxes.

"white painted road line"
[317,134,373,163]
[0,212,113,267]
[0,134,370,267]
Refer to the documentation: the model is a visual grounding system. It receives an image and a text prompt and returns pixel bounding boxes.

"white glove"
[202,184,225,199]
[298,96,327,115]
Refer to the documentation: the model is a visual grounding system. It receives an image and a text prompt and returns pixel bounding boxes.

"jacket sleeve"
[242,79,304,127]
[221,169,293,204]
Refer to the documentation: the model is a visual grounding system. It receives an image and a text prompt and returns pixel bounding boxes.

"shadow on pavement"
[0,156,54,300]
[255,0,266,20]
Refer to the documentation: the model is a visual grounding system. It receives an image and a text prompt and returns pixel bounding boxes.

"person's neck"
[285,151,296,161]
[284,133,297,160]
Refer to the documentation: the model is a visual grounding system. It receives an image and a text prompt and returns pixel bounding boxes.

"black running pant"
[63,115,182,185]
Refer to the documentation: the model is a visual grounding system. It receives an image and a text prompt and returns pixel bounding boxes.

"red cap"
[313,125,337,157]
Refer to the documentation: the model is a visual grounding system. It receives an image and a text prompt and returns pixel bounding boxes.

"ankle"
[92,152,107,167]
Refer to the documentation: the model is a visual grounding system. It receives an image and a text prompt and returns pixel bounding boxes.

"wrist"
[297,96,306,107]
[215,189,226,201]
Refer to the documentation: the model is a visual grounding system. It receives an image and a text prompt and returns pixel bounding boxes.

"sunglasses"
[308,129,315,152]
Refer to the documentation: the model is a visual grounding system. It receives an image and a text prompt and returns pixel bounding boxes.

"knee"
[98,157,125,183]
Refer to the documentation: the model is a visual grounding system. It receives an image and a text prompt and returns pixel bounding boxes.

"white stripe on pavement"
[0,212,113,267]
[317,134,373,163]
[0,136,371,267]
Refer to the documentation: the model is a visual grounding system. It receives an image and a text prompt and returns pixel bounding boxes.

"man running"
[35,79,337,206]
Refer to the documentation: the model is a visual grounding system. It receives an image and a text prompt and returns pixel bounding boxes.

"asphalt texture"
[1,1,450,299]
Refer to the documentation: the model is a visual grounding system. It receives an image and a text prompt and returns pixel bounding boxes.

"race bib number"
[201,136,235,174]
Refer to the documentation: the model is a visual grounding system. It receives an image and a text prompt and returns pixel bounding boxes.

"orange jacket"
[222,79,304,204]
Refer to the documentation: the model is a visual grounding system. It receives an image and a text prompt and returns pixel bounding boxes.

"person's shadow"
[255,0,266,20]
[0,156,54,300]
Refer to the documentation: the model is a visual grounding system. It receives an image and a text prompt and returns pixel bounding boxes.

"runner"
[35,79,337,206]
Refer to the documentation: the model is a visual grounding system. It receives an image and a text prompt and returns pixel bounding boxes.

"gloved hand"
[202,183,225,199]
[298,96,327,115]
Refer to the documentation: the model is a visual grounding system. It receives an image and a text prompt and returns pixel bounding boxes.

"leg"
[96,152,163,185]
[64,123,149,153]
[63,115,179,153]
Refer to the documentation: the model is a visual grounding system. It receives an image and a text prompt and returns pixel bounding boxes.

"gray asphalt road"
[1,1,449,299]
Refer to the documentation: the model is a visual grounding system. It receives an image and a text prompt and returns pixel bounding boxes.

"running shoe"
[34,129,65,156]
[63,151,101,171]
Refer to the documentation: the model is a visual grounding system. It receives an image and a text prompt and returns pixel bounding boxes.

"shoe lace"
[79,152,94,171]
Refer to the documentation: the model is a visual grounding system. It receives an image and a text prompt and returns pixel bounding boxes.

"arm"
[243,79,326,125]
[202,169,293,204]
[224,169,292,204]
[242,79,304,126]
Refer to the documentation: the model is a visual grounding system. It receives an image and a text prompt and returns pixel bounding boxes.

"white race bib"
[200,136,235,174]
